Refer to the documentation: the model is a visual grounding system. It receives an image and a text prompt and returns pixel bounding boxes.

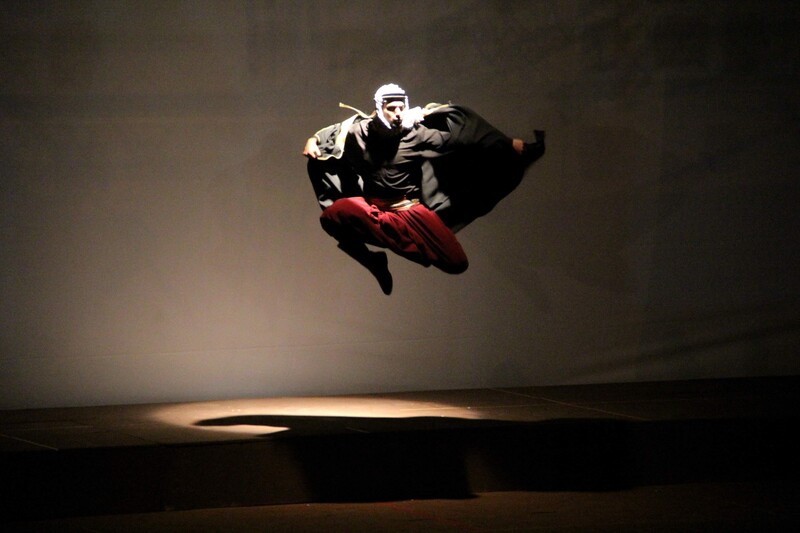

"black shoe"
[337,243,393,295]
[521,130,545,166]
[369,251,393,295]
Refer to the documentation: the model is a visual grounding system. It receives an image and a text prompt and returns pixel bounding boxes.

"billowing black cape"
[307,104,524,232]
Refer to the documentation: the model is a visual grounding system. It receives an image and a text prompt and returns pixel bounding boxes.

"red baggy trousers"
[320,197,469,274]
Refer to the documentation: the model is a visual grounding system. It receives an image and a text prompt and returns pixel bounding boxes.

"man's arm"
[304,116,365,210]
[301,115,360,161]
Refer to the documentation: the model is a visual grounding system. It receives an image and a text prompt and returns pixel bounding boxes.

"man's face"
[382,100,406,128]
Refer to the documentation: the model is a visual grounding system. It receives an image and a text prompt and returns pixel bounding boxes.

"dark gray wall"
[2,1,798,408]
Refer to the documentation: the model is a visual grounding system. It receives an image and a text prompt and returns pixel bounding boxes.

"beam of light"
[150,395,482,438]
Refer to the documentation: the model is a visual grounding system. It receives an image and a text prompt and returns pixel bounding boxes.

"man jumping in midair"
[303,83,545,294]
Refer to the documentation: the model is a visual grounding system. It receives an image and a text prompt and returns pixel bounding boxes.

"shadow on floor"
[194,414,797,501]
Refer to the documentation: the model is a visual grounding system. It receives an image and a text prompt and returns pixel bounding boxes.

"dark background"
[2,1,798,409]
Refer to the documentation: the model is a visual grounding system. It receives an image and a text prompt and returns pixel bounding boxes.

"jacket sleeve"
[306,115,363,210]
[312,115,358,161]
[419,105,524,232]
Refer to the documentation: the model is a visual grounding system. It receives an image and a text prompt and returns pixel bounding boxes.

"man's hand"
[401,106,426,129]
[303,137,322,159]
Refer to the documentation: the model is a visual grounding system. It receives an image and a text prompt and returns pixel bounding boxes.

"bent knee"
[321,197,368,221]
[321,198,356,226]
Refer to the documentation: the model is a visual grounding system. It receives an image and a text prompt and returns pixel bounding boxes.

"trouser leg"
[319,197,386,248]
[320,198,394,294]
[389,204,469,274]
[320,198,468,274]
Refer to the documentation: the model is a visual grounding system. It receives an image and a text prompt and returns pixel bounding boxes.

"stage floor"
[3,376,799,531]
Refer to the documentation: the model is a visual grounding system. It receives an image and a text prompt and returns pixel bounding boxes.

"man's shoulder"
[349,116,372,131]
[346,117,374,143]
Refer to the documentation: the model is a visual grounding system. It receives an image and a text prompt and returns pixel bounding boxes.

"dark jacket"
[307,104,524,232]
